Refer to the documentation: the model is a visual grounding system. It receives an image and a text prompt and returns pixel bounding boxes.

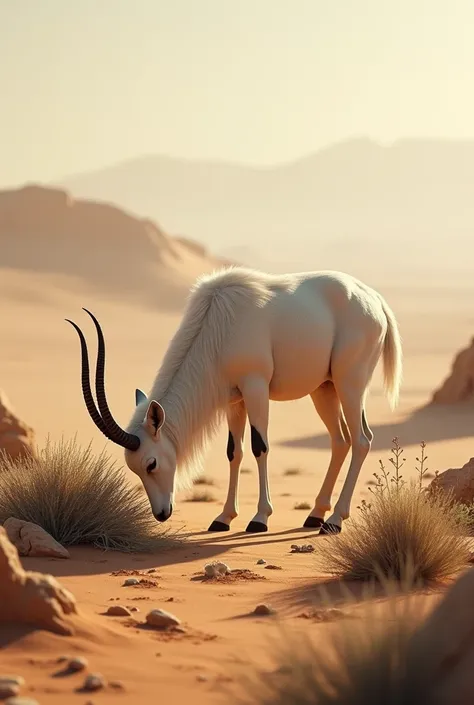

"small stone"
[4,699,39,705]
[0,677,25,688]
[256,558,266,565]
[129,606,140,612]
[290,544,314,553]
[264,564,282,570]
[110,681,125,690]
[253,604,275,616]
[145,609,181,629]
[106,604,131,616]
[68,657,88,672]
[0,684,20,699]
[196,674,208,682]
[204,561,230,578]
[123,578,139,586]
[83,673,105,692]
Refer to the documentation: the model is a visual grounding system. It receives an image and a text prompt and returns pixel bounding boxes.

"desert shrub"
[284,467,303,476]
[193,474,216,486]
[0,437,182,552]
[246,595,435,705]
[316,439,470,584]
[294,501,311,510]
[185,489,215,502]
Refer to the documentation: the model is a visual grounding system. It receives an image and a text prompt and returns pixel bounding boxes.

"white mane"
[128,266,293,484]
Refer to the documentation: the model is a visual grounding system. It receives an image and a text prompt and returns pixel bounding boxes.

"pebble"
[68,657,88,672]
[106,604,131,616]
[256,558,267,565]
[110,681,125,690]
[290,543,315,553]
[129,606,140,612]
[123,578,140,586]
[0,677,25,688]
[4,699,39,705]
[253,604,276,616]
[146,609,181,629]
[264,564,282,570]
[83,674,106,692]
[0,684,20,699]
[196,674,208,682]
[204,561,230,578]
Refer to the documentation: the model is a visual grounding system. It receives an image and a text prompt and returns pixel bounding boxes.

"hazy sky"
[1,0,473,186]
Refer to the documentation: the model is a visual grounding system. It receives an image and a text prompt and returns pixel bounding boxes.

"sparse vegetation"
[185,489,216,502]
[0,437,182,552]
[193,474,215,486]
[316,439,470,584]
[284,467,303,476]
[294,501,311,510]
[241,467,252,474]
[247,592,435,705]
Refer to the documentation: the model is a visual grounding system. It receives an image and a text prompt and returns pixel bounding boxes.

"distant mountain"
[0,184,227,310]
[56,138,474,277]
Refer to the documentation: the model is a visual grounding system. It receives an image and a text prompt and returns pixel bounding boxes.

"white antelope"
[67,266,402,535]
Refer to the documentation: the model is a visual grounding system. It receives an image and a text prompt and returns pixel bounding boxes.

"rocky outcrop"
[0,527,77,635]
[431,336,474,404]
[0,390,35,460]
[409,567,474,703]
[4,518,70,559]
[427,457,474,505]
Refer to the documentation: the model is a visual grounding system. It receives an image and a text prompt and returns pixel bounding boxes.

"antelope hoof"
[207,520,230,532]
[319,522,342,536]
[303,515,325,529]
[245,521,268,533]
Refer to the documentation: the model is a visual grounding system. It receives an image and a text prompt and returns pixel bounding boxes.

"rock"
[145,609,181,629]
[427,458,474,505]
[0,677,25,688]
[408,567,474,703]
[264,564,282,570]
[256,559,266,565]
[3,518,70,559]
[123,578,140,586]
[68,657,88,672]
[106,605,131,616]
[83,674,105,692]
[0,683,20,699]
[0,526,77,635]
[204,561,230,578]
[0,390,36,461]
[290,544,315,553]
[4,699,39,705]
[110,681,125,690]
[253,604,275,616]
[196,674,208,682]
[431,337,474,404]
[129,606,140,612]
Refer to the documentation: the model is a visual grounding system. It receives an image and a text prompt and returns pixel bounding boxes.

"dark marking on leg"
[303,516,325,529]
[226,431,235,462]
[245,520,268,533]
[208,520,230,532]
[251,425,267,458]
[319,522,342,536]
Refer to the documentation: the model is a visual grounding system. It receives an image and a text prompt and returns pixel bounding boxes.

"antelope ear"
[145,400,166,436]
[135,388,148,406]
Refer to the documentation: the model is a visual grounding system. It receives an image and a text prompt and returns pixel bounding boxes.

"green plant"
[316,438,470,584]
[0,437,182,552]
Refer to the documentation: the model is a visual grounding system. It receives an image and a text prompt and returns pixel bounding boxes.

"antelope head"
[66,309,176,522]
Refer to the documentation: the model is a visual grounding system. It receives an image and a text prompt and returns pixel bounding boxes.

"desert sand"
[1,186,474,703]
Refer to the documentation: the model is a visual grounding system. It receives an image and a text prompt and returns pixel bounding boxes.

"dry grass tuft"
[0,437,182,553]
[193,475,216,486]
[284,467,303,476]
[185,489,216,502]
[316,439,470,584]
[294,501,311,510]
[246,590,436,705]
[241,467,252,474]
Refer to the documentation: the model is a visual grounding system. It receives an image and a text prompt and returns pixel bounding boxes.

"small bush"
[185,489,215,502]
[316,439,470,584]
[284,467,302,476]
[294,501,311,510]
[0,437,182,553]
[246,595,435,705]
[193,475,215,486]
